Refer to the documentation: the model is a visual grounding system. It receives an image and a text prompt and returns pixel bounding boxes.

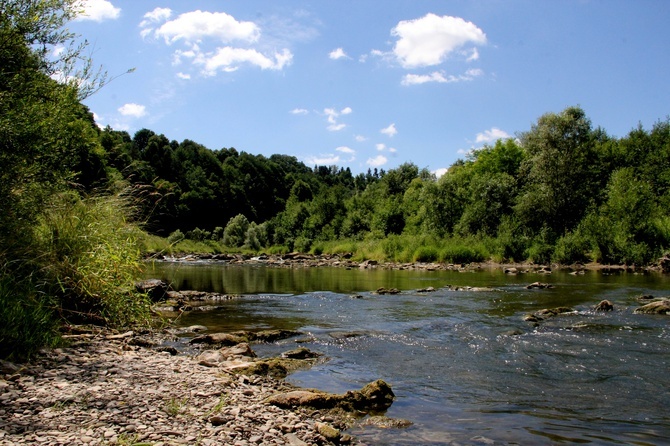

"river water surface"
[147,262,670,445]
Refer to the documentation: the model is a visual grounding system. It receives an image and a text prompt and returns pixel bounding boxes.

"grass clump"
[34,192,151,328]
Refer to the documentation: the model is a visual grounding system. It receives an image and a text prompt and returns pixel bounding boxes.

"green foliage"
[186,227,211,242]
[35,193,151,327]
[439,241,488,264]
[552,231,592,264]
[413,246,439,262]
[223,214,250,247]
[0,271,61,360]
[167,229,185,245]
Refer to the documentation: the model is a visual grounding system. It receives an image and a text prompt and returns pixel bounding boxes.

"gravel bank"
[0,329,360,446]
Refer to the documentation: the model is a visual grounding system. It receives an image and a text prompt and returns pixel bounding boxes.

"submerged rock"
[375,287,400,295]
[525,282,554,289]
[282,347,322,359]
[634,299,670,315]
[524,306,575,322]
[358,415,413,429]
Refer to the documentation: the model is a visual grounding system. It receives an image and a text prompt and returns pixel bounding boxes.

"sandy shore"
[0,328,361,446]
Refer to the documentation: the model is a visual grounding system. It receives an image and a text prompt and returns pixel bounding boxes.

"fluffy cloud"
[433,167,448,178]
[380,123,397,137]
[391,14,486,68]
[139,7,172,29]
[354,135,368,142]
[329,48,348,60]
[324,107,352,131]
[195,47,292,74]
[118,103,147,118]
[176,72,191,80]
[306,155,341,165]
[475,127,511,143]
[141,9,293,75]
[336,146,355,154]
[401,68,484,86]
[75,0,120,22]
[290,108,309,115]
[153,11,260,45]
[366,155,388,167]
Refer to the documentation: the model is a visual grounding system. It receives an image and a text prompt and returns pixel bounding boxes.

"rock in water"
[594,300,614,311]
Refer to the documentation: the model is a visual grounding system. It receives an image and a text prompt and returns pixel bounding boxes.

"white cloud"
[329,47,348,60]
[466,47,480,62]
[376,143,386,151]
[327,123,346,132]
[389,147,398,154]
[391,13,486,68]
[195,47,292,74]
[336,146,355,154]
[323,107,351,131]
[401,68,484,86]
[306,154,340,165]
[380,123,397,137]
[367,155,388,167]
[154,11,260,45]
[139,7,172,29]
[291,108,309,115]
[433,167,448,178]
[176,72,191,80]
[75,0,120,22]
[475,127,510,143]
[118,103,147,118]
[355,135,367,142]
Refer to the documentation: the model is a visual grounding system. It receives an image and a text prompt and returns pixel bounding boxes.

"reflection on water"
[147,262,670,445]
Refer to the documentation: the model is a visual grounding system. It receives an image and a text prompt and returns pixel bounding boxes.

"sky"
[68,0,670,176]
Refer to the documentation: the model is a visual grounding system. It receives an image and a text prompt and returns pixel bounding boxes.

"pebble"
[0,330,355,445]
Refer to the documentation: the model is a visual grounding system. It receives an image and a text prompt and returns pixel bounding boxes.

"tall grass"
[0,270,61,359]
[34,192,151,327]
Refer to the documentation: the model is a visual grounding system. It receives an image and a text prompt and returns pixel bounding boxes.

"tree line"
[101,108,670,266]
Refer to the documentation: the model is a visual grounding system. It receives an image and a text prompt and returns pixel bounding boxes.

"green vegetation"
[2,0,670,359]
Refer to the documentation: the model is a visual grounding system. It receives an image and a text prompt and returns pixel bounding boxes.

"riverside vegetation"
[2,0,670,359]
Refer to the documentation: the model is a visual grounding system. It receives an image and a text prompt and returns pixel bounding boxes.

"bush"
[167,229,185,244]
[186,227,211,242]
[525,241,554,265]
[223,214,250,247]
[293,236,313,253]
[553,231,591,264]
[439,244,487,264]
[413,246,439,262]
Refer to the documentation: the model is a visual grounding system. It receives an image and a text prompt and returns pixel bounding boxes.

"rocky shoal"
[0,328,373,446]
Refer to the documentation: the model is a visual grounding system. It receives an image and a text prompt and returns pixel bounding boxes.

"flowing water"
[146,262,670,445]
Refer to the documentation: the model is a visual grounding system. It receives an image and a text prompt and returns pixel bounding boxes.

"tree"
[223,214,250,248]
[515,106,597,236]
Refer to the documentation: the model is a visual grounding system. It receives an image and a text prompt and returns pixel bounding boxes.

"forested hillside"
[100,108,670,266]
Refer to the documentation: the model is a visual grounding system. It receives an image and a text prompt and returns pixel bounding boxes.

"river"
[146,262,670,445]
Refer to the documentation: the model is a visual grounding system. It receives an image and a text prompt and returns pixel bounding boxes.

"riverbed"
[148,262,670,445]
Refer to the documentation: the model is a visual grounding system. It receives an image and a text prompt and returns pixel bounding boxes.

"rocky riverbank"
[0,327,395,446]
[146,251,667,274]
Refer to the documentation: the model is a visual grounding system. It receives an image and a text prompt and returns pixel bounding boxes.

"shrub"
[223,214,250,247]
[439,244,487,264]
[293,236,312,253]
[167,229,185,244]
[413,246,439,262]
[553,231,591,264]
[186,227,211,242]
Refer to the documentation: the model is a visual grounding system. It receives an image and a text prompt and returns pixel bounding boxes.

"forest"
[2,0,670,358]
[102,107,670,267]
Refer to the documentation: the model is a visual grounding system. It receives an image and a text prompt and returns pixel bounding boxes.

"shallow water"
[147,262,670,445]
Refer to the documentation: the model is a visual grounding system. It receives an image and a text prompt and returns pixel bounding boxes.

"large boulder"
[135,279,170,301]
[190,332,246,346]
[266,379,395,413]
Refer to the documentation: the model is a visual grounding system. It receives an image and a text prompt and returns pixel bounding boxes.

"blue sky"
[70,0,670,175]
